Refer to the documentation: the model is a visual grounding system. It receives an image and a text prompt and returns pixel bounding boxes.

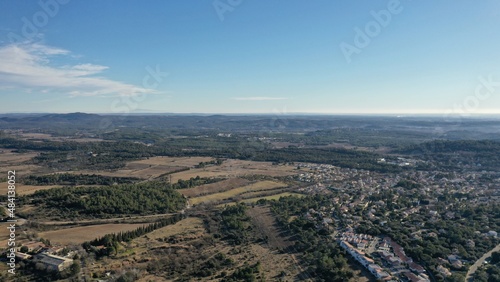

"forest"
[20,182,186,219]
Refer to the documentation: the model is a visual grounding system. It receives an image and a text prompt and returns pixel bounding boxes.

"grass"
[189,180,287,205]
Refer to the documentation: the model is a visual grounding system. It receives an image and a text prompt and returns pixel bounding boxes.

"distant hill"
[0,113,499,142]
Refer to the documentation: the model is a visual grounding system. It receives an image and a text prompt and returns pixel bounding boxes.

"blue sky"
[0,0,499,114]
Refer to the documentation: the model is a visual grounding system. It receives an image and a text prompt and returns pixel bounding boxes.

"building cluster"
[338,232,430,282]
[294,161,500,280]
[340,240,392,280]
[13,241,74,273]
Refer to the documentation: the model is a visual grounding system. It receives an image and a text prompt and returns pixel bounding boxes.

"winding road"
[465,243,500,282]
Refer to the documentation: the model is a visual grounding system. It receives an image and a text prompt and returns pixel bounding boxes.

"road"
[465,243,500,282]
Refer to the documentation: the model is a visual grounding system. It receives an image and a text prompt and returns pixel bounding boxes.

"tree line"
[23,173,140,186]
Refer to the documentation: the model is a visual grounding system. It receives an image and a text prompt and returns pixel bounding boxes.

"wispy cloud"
[232,97,288,101]
[0,42,156,97]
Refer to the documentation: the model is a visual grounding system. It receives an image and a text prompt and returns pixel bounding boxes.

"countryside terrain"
[0,114,498,281]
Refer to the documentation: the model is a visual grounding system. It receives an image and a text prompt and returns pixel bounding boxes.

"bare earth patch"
[189,180,287,205]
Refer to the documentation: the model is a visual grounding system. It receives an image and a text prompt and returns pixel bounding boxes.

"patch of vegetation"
[396,140,500,171]
[217,204,252,245]
[172,176,223,189]
[22,181,186,219]
[83,214,184,259]
[221,262,261,282]
[23,173,140,186]
[270,195,354,281]
[474,251,500,282]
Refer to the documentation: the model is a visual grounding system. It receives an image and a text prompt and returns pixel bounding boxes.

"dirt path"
[466,243,500,282]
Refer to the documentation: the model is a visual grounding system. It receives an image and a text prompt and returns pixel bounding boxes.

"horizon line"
[1,111,500,117]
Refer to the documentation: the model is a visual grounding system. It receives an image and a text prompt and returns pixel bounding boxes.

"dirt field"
[133,215,302,282]
[0,182,62,196]
[0,149,53,196]
[217,192,304,208]
[178,178,251,198]
[189,180,287,205]
[0,148,46,177]
[63,158,302,182]
[68,156,215,179]
[39,223,146,245]
[0,149,38,163]
[169,159,301,182]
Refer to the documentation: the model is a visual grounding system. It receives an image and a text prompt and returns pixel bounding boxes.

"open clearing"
[63,157,303,181]
[217,192,305,208]
[0,148,47,176]
[84,213,304,281]
[247,206,293,249]
[169,159,301,182]
[68,156,214,179]
[136,217,204,242]
[0,148,38,163]
[132,156,214,167]
[0,182,62,196]
[39,223,146,245]
[189,180,287,205]
[178,177,251,198]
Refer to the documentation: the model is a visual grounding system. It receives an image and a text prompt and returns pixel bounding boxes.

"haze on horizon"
[0,0,499,115]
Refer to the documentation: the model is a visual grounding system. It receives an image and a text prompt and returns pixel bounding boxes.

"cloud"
[232,97,288,101]
[0,43,156,97]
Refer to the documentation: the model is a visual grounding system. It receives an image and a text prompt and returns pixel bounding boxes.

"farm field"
[0,148,38,164]
[62,158,303,182]
[0,182,62,196]
[188,180,287,205]
[39,223,146,245]
[0,148,47,176]
[169,159,301,182]
[67,156,214,179]
[177,177,251,198]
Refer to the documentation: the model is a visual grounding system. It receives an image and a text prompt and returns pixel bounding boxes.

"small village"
[11,240,75,273]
